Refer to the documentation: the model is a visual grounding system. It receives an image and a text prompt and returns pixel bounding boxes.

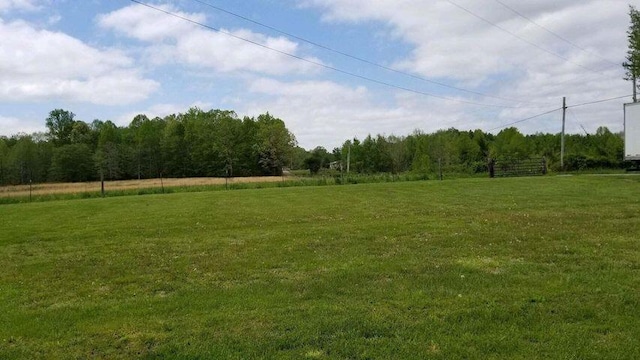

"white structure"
[624,102,640,161]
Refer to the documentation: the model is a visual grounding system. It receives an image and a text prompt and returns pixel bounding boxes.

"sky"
[0,0,637,149]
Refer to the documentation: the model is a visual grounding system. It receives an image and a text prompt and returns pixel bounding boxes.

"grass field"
[1,176,639,359]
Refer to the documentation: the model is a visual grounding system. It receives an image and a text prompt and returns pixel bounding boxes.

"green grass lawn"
[1,176,639,359]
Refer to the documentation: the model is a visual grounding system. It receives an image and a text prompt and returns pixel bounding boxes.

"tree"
[387,135,407,174]
[492,127,530,160]
[129,114,149,179]
[215,112,242,177]
[162,116,189,177]
[49,143,95,182]
[95,121,122,180]
[255,113,296,175]
[407,131,432,176]
[624,5,640,102]
[0,137,9,185]
[70,121,94,146]
[46,109,76,145]
[6,135,38,184]
[304,146,331,174]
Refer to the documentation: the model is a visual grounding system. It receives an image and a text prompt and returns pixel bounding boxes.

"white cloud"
[240,78,480,149]
[0,115,46,136]
[97,3,321,75]
[295,0,631,138]
[0,0,41,12]
[0,19,159,105]
[303,0,627,82]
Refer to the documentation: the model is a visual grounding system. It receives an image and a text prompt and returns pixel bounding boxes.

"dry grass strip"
[0,177,288,197]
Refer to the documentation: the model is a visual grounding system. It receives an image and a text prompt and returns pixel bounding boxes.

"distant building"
[329,161,342,171]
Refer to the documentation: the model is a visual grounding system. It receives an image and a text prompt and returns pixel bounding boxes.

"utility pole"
[561,97,567,170]
[346,144,351,174]
[634,76,637,103]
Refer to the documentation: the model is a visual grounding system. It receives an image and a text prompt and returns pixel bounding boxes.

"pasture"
[1,176,639,359]
[0,176,289,199]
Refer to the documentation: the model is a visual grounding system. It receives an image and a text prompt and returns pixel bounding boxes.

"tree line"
[0,108,296,185]
[307,126,624,177]
[0,107,626,186]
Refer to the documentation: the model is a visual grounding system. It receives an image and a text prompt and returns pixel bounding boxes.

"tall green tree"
[623,5,640,102]
[255,113,296,175]
[95,121,122,180]
[46,109,76,146]
[162,115,189,177]
[6,135,39,184]
[216,114,242,177]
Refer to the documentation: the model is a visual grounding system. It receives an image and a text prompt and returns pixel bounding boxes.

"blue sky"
[0,0,635,149]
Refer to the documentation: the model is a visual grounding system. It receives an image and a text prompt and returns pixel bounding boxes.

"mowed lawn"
[1,176,639,359]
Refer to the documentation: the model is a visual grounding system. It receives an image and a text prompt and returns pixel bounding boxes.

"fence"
[489,157,547,178]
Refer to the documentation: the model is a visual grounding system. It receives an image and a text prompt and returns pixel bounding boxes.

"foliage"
[49,143,95,182]
[256,113,297,176]
[0,106,628,186]
[304,146,332,174]
[1,177,639,358]
[45,109,76,146]
[623,5,640,99]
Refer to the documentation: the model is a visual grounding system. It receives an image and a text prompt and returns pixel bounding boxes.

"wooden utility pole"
[346,144,351,174]
[561,97,567,170]
[634,76,637,103]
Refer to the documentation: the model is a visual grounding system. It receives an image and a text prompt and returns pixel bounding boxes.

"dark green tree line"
[0,107,298,185]
[0,108,626,186]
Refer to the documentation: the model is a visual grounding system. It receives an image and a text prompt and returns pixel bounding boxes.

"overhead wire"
[445,0,614,77]
[187,0,547,106]
[566,108,589,135]
[487,108,561,132]
[488,94,632,132]
[129,0,533,109]
[566,94,632,108]
[493,0,619,68]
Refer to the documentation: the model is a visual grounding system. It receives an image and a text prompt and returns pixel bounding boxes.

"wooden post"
[346,144,351,174]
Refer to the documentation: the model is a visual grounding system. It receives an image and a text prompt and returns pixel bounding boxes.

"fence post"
[488,158,495,178]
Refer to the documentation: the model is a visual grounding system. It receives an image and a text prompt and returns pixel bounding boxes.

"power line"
[493,0,619,68]
[488,108,561,132]
[446,0,612,77]
[566,94,632,108]
[566,108,589,135]
[488,94,632,132]
[129,0,528,109]
[187,0,546,106]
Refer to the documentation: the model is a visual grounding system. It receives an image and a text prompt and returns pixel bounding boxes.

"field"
[1,176,639,359]
[0,176,289,198]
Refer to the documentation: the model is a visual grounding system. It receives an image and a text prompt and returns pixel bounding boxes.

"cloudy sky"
[0,0,636,148]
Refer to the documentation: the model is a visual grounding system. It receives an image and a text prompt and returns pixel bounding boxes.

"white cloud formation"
[97,3,321,75]
[302,0,627,82]
[0,115,46,136]
[0,0,40,12]
[240,78,480,148]
[0,19,159,105]
[294,0,631,139]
